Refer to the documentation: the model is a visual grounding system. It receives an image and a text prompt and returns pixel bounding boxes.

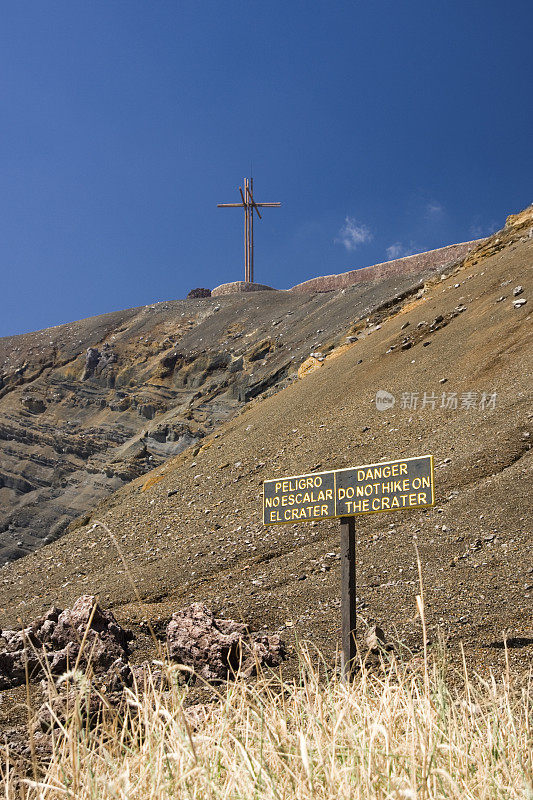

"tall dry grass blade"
[89,520,161,653]
[21,626,37,787]
[413,538,429,697]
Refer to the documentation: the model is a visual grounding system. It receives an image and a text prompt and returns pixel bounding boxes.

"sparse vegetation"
[2,644,531,799]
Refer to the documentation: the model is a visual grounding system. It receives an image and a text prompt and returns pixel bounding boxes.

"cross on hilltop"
[217,178,281,283]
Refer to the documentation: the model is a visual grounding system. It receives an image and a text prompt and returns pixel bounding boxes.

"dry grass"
[1,644,531,800]
[2,533,531,799]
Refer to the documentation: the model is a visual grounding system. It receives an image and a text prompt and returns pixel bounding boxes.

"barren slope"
[0,266,441,563]
[0,211,531,686]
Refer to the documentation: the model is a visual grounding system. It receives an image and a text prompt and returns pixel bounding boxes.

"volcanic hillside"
[0,207,531,688]
[0,241,476,564]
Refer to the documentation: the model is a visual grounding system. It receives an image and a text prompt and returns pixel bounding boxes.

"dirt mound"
[212,281,277,296]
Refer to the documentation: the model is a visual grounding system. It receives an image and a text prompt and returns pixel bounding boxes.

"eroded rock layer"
[1,260,452,563]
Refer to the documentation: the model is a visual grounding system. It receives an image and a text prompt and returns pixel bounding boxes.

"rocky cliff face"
[0,261,454,564]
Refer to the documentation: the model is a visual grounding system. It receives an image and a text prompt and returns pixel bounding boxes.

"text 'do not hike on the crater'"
[263,455,434,525]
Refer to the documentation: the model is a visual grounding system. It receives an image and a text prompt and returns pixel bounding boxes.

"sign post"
[263,455,435,681]
[340,516,356,680]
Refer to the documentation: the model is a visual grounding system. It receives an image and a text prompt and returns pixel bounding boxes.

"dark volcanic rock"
[187,288,211,299]
[20,396,46,414]
[166,602,285,681]
[82,344,117,380]
[0,595,133,689]
[82,347,101,380]
[364,625,388,652]
[49,595,132,664]
[35,681,125,733]
[34,659,165,734]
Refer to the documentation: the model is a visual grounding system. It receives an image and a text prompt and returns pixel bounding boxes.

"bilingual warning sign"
[263,455,434,525]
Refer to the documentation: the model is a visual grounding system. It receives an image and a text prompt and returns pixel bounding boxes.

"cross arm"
[217,203,245,207]
[247,191,262,219]
[255,202,282,207]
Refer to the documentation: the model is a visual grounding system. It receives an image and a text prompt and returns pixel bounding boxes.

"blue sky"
[1,1,531,336]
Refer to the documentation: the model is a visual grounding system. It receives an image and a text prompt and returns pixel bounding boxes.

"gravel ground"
[0,223,531,728]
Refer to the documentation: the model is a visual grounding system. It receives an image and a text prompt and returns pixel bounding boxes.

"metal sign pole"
[340,516,356,681]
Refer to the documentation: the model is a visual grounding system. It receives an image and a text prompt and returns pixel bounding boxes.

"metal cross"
[217,177,281,283]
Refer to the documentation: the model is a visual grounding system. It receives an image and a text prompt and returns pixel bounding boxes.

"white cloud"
[426,201,444,218]
[469,223,484,238]
[469,216,500,238]
[335,217,372,251]
[385,241,418,260]
[386,242,404,260]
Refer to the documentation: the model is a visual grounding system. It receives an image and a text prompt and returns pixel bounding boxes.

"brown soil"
[0,215,531,723]
[0,262,445,562]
